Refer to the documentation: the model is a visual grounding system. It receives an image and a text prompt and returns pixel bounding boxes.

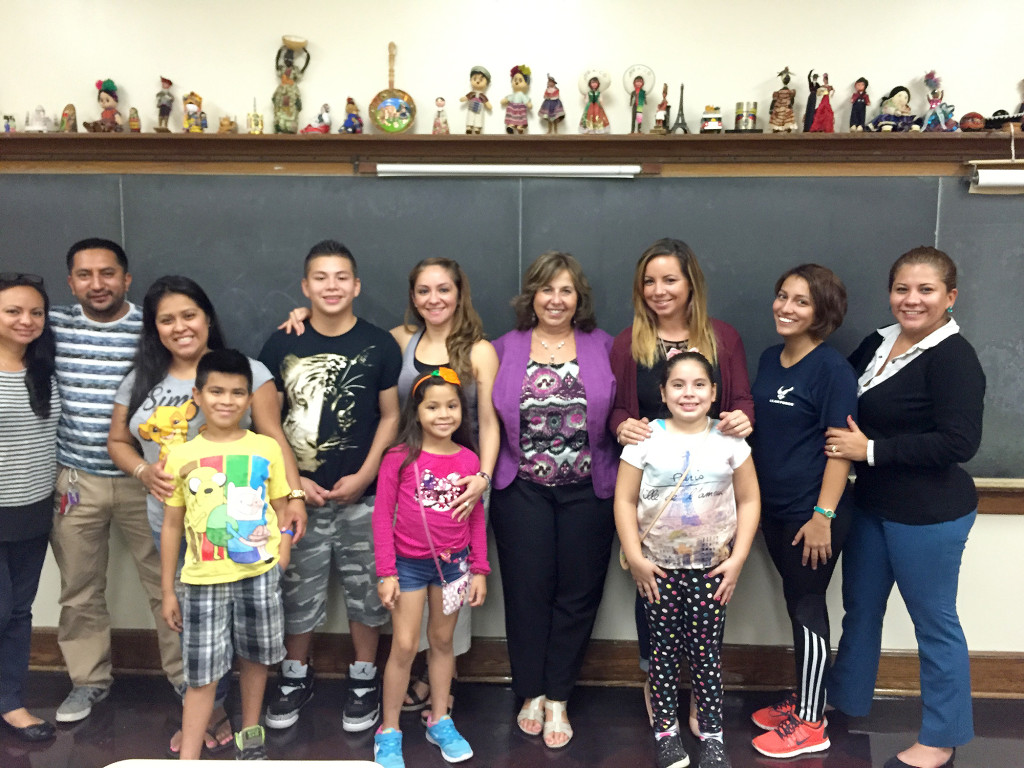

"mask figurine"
[59,104,78,132]
[501,65,532,134]
[461,66,492,134]
[538,74,565,134]
[769,67,798,133]
[83,78,124,132]
[432,97,450,135]
[849,77,870,132]
[155,76,174,132]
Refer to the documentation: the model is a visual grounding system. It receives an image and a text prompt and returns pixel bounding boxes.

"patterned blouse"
[517,360,591,485]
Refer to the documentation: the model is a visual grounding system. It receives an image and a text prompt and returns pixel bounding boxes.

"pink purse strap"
[413,461,450,585]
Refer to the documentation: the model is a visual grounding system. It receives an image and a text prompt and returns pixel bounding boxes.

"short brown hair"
[888,246,957,291]
[774,263,847,340]
[511,251,597,332]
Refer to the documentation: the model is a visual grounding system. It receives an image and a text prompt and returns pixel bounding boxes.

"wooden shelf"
[1,131,1019,176]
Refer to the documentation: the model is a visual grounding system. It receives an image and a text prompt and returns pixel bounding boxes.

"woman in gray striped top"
[0,273,60,742]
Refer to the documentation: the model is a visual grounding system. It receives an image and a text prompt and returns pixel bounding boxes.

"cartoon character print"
[139,401,198,461]
[225,482,272,564]
[416,469,461,514]
[182,464,228,563]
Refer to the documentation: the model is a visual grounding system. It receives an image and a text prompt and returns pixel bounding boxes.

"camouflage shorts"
[280,496,388,633]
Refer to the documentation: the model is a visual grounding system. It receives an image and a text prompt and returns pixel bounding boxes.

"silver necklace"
[537,333,569,363]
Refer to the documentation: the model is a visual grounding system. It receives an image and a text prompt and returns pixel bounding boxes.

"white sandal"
[542,699,573,749]
[516,696,545,736]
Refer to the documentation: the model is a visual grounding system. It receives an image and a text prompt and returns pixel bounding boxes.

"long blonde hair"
[630,238,717,368]
[402,258,484,382]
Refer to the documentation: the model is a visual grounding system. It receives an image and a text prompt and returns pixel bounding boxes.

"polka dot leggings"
[644,568,726,735]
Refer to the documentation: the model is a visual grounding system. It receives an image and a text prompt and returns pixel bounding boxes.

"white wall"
[15,0,1024,654]
[3,1,1022,135]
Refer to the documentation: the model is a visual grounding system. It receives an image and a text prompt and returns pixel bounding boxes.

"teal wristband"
[813,506,836,519]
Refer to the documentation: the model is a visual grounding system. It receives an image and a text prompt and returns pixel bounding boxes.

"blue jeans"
[827,507,976,747]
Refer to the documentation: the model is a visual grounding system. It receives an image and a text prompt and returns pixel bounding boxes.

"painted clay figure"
[849,77,870,131]
[155,76,174,132]
[769,67,798,133]
[272,68,302,133]
[339,98,363,134]
[182,91,207,132]
[23,105,55,132]
[624,65,655,133]
[461,66,492,134]
[579,69,611,134]
[83,78,124,132]
[920,71,958,132]
[809,72,835,132]
[501,65,533,134]
[538,75,565,133]
[803,70,820,131]
[868,86,921,132]
[651,84,670,134]
[128,107,142,132]
[58,104,77,132]
[300,103,331,133]
[432,97,450,135]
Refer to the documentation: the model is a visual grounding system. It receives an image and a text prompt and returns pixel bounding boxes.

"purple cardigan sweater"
[492,328,618,498]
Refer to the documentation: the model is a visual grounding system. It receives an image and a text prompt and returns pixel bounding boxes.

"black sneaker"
[234,724,268,760]
[697,738,731,768]
[265,665,315,729]
[655,733,691,768]
[342,673,380,732]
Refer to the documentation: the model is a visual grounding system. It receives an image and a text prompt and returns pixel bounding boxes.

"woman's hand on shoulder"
[616,417,652,446]
[469,573,487,607]
[717,410,752,439]
[277,306,311,335]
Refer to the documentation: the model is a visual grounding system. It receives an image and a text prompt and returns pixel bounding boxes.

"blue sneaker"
[425,715,473,763]
[373,727,404,768]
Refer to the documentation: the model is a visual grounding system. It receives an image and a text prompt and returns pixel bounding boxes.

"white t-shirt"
[620,418,751,570]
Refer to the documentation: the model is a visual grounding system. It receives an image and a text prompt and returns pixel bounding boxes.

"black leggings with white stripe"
[761,507,852,724]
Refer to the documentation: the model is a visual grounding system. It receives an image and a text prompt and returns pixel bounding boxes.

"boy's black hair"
[65,237,128,273]
[304,239,357,277]
[195,348,252,393]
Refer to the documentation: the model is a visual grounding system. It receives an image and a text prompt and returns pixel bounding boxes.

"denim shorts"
[396,547,469,592]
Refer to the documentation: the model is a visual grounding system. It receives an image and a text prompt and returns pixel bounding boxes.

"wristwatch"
[287,489,307,501]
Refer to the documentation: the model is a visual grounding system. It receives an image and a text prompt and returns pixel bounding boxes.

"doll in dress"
[803,70,820,132]
[501,65,533,134]
[461,66,492,134]
[868,86,921,132]
[83,79,124,132]
[538,74,565,133]
[809,72,835,132]
[432,97,450,134]
[920,71,958,132]
[624,65,655,134]
[849,77,870,131]
[769,67,798,133]
[579,69,610,134]
[300,104,331,133]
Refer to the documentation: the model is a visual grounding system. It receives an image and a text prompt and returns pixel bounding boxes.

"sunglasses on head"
[412,366,462,395]
[0,272,45,288]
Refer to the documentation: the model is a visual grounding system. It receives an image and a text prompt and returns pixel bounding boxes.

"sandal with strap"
[543,699,573,749]
[203,714,234,756]
[516,696,545,736]
[402,670,431,712]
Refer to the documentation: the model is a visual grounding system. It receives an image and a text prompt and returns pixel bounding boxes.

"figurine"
[127,107,141,132]
[300,103,331,133]
[83,79,124,132]
[58,104,77,132]
[182,91,207,132]
[578,69,611,134]
[849,77,870,132]
[273,35,310,134]
[959,112,985,132]
[700,105,724,133]
[668,84,690,134]
[155,76,174,132]
[803,70,821,132]
[23,106,55,133]
[432,97,450,135]
[769,67,798,132]
[2,115,15,132]
[247,99,264,134]
[624,65,655,133]
[650,84,670,134]
[501,65,533,134]
[218,116,238,133]
[920,71,958,132]
[537,74,565,134]
[340,98,364,134]
[868,86,921,132]
[809,72,835,132]
[461,66,492,134]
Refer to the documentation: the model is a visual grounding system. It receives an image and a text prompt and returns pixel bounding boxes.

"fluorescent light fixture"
[375,163,642,178]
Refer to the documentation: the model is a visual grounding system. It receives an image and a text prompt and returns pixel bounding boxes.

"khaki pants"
[50,466,184,690]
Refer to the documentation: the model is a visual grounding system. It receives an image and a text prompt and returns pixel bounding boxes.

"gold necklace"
[658,336,689,360]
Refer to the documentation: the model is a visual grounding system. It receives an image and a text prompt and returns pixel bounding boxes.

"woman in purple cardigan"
[491,251,617,750]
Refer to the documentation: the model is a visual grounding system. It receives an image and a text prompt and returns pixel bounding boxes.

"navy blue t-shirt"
[750,343,858,520]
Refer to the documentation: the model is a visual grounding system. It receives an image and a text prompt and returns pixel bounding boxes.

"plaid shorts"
[180,568,286,687]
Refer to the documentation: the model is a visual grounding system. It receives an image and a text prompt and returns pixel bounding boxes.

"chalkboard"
[1,173,1020,477]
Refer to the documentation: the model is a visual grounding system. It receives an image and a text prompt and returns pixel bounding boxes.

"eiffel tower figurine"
[668,83,690,134]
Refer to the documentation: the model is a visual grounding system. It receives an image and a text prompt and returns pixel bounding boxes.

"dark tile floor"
[3,672,1021,767]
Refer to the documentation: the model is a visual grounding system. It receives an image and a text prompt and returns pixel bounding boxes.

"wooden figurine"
[300,104,331,133]
[578,68,611,134]
[769,67,798,132]
[218,116,239,133]
[182,91,207,132]
[58,104,77,132]
[920,71,958,132]
[273,35,310,134]
[501,65,533,134]
[868,86,921,132]
[461,66,492,134]
[538,75,565,134]
[650,84,670,134]
[83,78,124,132]
[809,72,835,132]
[624,64,655,133]
[849,77,870,132]
[432,97,450,135]
[128,107,142,132]
[155,76,174,132]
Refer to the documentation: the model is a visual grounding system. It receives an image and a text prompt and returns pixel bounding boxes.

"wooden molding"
[1,132,1018,176]
[29,629,1024,699]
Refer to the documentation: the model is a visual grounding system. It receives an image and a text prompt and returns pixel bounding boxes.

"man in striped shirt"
[49,238,185,723]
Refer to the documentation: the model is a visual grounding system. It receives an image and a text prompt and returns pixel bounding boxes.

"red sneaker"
[750,693,797,730]
[752,714,830,759]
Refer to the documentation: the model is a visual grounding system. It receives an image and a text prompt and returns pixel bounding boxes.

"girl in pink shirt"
[372,368,489,767]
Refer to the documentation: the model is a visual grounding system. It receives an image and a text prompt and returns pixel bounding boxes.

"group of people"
[0,234,983,768]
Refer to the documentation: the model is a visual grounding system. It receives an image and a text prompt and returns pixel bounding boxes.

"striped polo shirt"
[50,302,142,476]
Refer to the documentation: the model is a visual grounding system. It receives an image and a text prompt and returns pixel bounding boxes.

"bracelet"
[813,505,836,519]
[279,528,295,537]
[132,462,147,478]
[378,575,398,584]
[476,471,492,489]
